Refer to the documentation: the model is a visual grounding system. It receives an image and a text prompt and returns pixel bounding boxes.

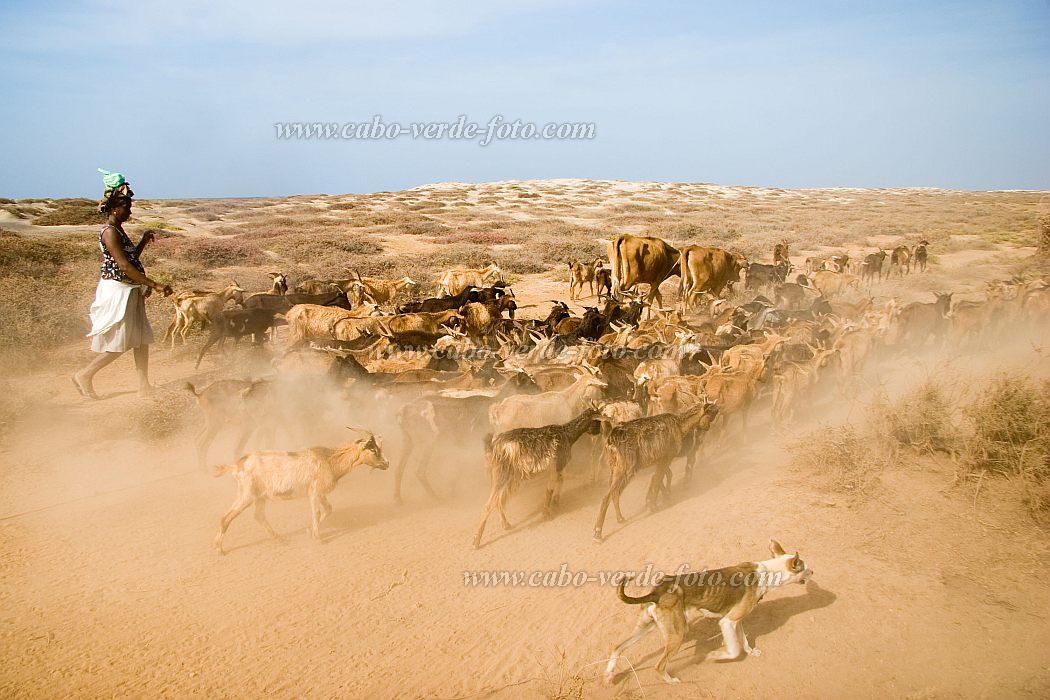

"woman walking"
[72,170,172,399]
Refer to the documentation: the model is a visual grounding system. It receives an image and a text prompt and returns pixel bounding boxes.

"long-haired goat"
[473,409,603,548]
[212,429,389,553]
[593,400,719,542]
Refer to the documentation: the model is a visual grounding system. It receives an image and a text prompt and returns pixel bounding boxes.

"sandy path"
[3,332,1050,698]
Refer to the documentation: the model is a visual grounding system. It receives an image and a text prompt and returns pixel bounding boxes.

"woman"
[72,171,172,399]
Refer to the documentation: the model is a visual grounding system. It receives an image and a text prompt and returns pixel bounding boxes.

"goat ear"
[769,539,786,557]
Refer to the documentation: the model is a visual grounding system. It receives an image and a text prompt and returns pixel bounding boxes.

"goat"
[437,263,504,297]
[589,399,645,481]
[888,246,912,276]
[212,429,389,553]
[294,279,344,295]
[860,250,888,285]
[379,309,462,336]
[569,257,604,300]
[473,409,603,548]
[897,292,953,347]
[244,289,351,314]
[489,369,607,433]
[194,307,282,369]
[913,240,929,272]
[360,275,417,306]
[186,380,277,469]
[394,371,542,503]
[397,286,479,314]
[164,282,246,348]
[593,400,719,542]
[771,347,838,425]
[284,303,385,346]
[462,295,517,344]
[595,266,613,301]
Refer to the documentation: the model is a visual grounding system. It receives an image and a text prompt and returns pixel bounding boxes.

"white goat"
[488,369,607,433]
[212,430,389,553]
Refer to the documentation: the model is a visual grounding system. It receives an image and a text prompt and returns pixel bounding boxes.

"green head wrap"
[97,168,135,213]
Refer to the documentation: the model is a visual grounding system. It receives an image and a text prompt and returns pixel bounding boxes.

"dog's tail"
[616,574,661,605]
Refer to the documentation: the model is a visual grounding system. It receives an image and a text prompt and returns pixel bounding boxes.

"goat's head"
[347,428,389,471]
[227,280,247,307]
[267,272,289,295]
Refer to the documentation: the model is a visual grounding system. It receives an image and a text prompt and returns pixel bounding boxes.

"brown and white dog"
[604,539,813,685]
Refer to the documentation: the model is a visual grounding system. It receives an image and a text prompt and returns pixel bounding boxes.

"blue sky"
[1,1,1047,198]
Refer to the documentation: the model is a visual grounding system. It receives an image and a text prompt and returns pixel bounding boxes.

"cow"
[678,246,745,311]
[607,234,681,315]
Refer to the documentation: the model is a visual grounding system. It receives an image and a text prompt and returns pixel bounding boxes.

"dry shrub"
[871,381,961,455]
[262,233,383,264]
[791,423,890,495]
[442,231,509,246]
[402,220,449,236]
[0,263,97,367]
[960,374,1050,523]
[154,237,265,267]
[962,375,1049,477]
[33,199,100,226]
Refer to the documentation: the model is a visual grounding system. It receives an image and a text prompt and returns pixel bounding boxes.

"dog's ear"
[789,553,801,571]
[769,539,786,557]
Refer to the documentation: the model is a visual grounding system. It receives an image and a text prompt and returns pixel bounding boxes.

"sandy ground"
[3,187,1050,698]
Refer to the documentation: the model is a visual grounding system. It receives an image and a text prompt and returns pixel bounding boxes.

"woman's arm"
[134,229,155,257]
[102,228,172,295]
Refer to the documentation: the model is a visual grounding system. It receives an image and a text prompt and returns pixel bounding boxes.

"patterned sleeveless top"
[99,224,145,282]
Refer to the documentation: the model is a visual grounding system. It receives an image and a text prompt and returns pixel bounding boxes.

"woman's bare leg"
[133,345,151,396]
[74,352,122,398]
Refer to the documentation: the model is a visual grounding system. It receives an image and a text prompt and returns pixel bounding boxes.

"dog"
[603,539,813,685]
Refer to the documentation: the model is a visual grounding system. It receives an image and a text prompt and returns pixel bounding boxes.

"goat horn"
[345,425,372,435]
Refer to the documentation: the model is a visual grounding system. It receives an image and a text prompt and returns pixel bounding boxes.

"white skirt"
[87,279,155,353]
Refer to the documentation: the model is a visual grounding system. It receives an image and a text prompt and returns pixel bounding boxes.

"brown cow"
[607,234,681,315]
[678,246,745,311]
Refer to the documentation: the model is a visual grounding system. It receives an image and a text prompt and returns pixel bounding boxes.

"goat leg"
[253,499,281,539]
[215,492,253,554]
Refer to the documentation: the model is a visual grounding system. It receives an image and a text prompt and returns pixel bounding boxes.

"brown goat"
[593,401,719,542]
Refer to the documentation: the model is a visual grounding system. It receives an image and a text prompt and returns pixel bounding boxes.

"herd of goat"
[168,234,1050,552]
